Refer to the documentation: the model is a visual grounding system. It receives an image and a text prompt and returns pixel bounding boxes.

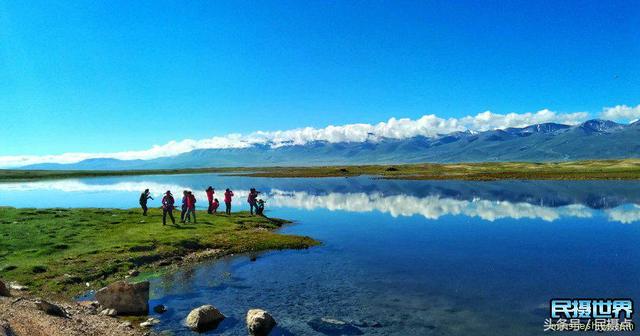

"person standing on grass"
[224,188,234,215]
[247,188,260,215]
[180,190,190,222]
[184,191,197,223]
[206,186,215,214]
[161,191,176,225]
[139,189,153,216]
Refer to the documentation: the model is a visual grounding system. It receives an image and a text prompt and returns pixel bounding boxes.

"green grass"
[2,159,640,181]
[0,207,318,298]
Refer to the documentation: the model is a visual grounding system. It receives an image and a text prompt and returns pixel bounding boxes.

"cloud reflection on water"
[0,179,638,224]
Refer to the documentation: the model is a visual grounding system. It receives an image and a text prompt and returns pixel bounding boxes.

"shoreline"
[0,207,318,335]
[0,294,145,336]
[0,207,318,297]
[0,247,288,336]
[2,159,640,182]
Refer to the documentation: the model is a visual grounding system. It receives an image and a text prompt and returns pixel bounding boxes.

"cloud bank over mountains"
[601,104,640,122]
[0,104,636,168]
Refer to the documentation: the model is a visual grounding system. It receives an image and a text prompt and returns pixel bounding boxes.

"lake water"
[1,174,639,335]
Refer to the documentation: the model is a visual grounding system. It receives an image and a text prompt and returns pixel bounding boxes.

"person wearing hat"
[139,189,153,216]
[161,190,176,225]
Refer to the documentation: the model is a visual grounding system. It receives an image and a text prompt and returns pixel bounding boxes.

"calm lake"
[1,174,639,335]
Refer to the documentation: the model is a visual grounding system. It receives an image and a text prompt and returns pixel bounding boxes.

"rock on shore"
[0,281,9,297]
[95,281,149,316]
[34,300,68,318]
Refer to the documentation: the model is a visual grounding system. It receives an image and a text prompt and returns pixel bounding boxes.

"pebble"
[8,283,28,291]
[139,318,160,328]
[100,308,117,317]
[153,304,167,314]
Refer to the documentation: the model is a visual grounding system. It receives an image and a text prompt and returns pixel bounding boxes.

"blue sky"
[0,0,639,161]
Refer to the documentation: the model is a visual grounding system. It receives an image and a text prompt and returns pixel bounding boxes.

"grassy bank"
[233,159,640,180]
[0,207,318,298]
[2,159,640,181]
[0,167,239,182]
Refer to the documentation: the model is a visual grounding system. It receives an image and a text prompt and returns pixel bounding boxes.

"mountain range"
[23,119,640,170]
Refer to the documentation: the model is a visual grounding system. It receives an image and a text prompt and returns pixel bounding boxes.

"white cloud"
[459,109,588,131]
[0,107,593,167]
[600,104,640,122]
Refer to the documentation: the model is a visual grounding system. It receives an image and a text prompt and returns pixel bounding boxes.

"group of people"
[139,187,266,226]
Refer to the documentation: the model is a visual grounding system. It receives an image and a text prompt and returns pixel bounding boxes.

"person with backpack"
[139,189,153,216]
[247,188,260,215]
[206,186,215,214]
[224,188,234,215]
[161,190,176,225]
[180,190,190,222]
[185,191,197,223]
[256,199,265,216]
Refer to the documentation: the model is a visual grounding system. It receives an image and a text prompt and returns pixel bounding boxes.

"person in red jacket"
[161,190,176,226]
[182,191,197,223]
[180,190,190,222]
[206,186,215,214]
[190,192,197,223]
[211,198,220,214]
[224,188,234,215]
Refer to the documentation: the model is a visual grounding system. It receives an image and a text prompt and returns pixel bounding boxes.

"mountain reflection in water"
[0,176,639,223]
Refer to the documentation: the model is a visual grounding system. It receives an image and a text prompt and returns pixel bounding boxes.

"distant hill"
[22,119,640,170]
